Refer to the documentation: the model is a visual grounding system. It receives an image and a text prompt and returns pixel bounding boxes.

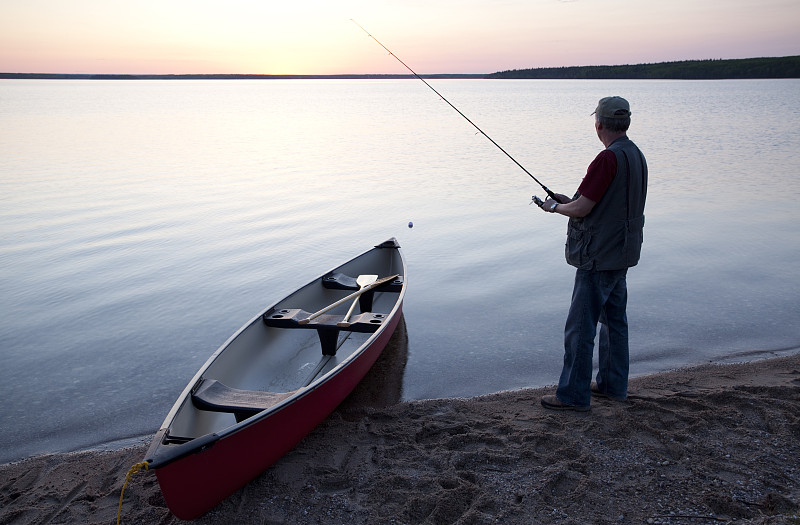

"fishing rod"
[351,20,558,201]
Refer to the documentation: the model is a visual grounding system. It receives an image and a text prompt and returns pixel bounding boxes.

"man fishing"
[537,96,648,412]
[353,26,648,410]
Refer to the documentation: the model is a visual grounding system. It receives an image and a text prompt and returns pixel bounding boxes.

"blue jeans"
[556,268,629,407]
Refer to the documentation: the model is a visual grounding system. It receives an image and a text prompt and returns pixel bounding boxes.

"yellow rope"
[116,461,149,525]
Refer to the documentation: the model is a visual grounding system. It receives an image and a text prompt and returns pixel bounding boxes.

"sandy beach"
[1,352,798,524]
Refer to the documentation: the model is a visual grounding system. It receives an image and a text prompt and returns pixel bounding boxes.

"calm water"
[1,79,799,463]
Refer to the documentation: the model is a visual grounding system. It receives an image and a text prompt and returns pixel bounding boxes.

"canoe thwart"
[191,379,296,423]
[322,273,403,313]
[322,272,404,293]
[263,309,387,332]
[263,309,388,355]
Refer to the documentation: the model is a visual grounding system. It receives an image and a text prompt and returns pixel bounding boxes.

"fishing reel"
[531,195,544,208]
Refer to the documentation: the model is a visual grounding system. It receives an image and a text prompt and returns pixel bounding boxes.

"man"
[537,96,648,412]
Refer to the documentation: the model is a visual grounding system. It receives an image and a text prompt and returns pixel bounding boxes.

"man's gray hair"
[597,115,630,132]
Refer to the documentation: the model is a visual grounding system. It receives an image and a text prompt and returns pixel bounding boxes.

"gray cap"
[592,96,631,118]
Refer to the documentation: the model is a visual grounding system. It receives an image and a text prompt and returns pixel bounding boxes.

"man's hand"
[543,195,598,218]
[552,193,571,204]
[534,193,570,212]
[542,198,560,213]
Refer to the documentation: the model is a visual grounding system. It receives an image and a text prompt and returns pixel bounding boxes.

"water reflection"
[338,316,409,412]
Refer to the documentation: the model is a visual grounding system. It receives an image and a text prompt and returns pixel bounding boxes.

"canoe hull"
[145,240,406,519]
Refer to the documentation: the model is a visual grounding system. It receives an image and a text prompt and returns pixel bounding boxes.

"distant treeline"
[488,56,800,79]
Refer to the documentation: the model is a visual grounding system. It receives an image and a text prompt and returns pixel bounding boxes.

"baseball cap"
[592,96,631,118]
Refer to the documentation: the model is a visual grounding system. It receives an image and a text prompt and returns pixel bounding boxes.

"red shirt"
[577,149,617,203]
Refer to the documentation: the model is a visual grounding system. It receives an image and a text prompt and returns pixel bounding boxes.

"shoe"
[540,395,590,412]
[590,383,626,401]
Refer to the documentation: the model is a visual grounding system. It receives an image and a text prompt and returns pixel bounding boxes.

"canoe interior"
[161,242,404,442]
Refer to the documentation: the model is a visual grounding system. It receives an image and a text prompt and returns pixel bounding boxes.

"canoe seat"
[192,379,296,423]
[263,309,388,355]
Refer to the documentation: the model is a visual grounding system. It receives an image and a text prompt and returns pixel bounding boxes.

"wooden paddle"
[336,274,377,328]
[298,274,399,325]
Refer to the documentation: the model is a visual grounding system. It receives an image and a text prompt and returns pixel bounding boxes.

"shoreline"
[6,346,798,467]
[2,353,799,524]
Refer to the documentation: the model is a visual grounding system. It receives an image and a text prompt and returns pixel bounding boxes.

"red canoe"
[144,239,406,519]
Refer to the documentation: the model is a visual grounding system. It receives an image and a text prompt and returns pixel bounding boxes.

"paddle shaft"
[299,274,399,325]
[339,296,362,325]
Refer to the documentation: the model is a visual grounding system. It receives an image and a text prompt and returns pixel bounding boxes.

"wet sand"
[1,353,799,524]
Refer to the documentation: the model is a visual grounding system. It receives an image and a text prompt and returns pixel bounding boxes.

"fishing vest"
[565,136,648,271]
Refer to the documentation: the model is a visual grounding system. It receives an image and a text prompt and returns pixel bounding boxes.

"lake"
[1,78,799,463]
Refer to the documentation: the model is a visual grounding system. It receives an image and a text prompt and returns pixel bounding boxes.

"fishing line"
[351,19,557,201]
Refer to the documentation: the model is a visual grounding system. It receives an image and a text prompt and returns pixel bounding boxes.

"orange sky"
[1,0,798,74]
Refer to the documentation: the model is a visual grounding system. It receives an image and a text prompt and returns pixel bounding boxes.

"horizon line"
[3,54,797,79]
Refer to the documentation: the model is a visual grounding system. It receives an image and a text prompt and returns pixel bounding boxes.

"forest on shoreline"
[488,55,800,79]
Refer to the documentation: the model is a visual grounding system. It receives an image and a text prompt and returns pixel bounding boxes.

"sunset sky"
[1,0,798,75]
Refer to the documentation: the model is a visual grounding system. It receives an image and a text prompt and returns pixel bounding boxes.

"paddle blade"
[357,274,378,287]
